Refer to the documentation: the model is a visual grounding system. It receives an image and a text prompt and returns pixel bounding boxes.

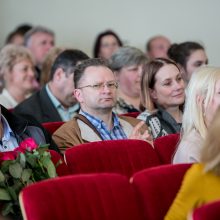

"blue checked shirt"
[80,110,127,140]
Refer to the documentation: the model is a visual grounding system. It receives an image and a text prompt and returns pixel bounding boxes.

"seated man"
[14,49,89,123]
[0,104,58,152]
[52,58,152,152]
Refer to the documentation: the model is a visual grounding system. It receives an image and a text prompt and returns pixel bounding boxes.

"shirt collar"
[79,110,120,130]
[1,115,14,142]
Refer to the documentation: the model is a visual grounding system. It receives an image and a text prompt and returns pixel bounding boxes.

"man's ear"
[149,88,157,100]
[53,68,64,81]
[74,89,83,103]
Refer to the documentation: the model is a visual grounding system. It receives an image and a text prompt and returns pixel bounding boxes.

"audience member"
[0,104,58,152]
[5,24,32,46]
[40,47,64,87]
[14,49,89,123]
[173,67,220,163]
[165,107,220,220]
[0,45,38,108]
[93,30,123,60]
[168,41,208,83]
[138,58,185,139]
[52,58,152,152]
[146,35,171,59]
[24,26,55,82]
[109,46,147,114]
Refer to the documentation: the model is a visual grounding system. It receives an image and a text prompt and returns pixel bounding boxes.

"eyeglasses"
[78,81,118,90]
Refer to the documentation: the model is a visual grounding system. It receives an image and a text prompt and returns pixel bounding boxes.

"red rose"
[0,151,16,162]
[16,138,38,152]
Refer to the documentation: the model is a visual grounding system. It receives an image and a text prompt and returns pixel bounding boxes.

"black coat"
[14,86,62,123]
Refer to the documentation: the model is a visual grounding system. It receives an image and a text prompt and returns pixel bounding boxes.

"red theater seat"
[64,139,160,178]
[131,163,192,220]
[154,133,180,164]
[42,121,64,135]
[192,200,220,220]
[20,173,144,220]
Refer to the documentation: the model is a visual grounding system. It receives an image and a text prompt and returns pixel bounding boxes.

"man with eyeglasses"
[52,58,152,153]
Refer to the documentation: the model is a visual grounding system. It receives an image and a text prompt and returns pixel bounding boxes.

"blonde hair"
[181,66,220,141]
[40,47,64,86]
[201,108,220,175]
[0,44,33,76]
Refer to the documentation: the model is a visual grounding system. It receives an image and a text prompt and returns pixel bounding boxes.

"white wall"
[1,0,219,65]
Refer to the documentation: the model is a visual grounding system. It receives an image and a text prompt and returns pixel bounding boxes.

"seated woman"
[138,58,185,139]
[93,30,123,60]
[173,67,220,164]
[109,46,147,114]
[168,41,208,84]
[0,44,38,108]
[165,107,220,220]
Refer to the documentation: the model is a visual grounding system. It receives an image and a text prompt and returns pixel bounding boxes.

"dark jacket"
[2,105,60,153]
[14,86,62,123]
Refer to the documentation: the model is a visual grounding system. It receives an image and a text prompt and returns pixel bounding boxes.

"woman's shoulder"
[137,109,156,121]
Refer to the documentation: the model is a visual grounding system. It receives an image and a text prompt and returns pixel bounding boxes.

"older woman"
[138,58,185,139]
[173,66,220,163]
[0,44,37,109]
[109,46,147,114]
[168,41,208,84]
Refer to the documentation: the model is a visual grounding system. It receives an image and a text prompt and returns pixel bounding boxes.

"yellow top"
[165,163,220,220]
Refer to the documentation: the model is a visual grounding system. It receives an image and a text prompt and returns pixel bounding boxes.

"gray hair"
[109,46,147,71]
[24,26,55,47]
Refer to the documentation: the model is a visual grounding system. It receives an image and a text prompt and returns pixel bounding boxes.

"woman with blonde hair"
[165,107,220,220]
[173,66,220,163]
[138,58,185,139]
[0,44,37,108]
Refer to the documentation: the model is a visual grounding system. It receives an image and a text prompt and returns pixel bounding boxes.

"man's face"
[148,37,170,59]
[74,66,117,114]
[28,32,54,66]
[57,72,76,108]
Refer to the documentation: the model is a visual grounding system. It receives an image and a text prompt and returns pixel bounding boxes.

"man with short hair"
[146,35,171,59]
[14,49,89,123]
[52,58,152,152]
[24,26,55,81]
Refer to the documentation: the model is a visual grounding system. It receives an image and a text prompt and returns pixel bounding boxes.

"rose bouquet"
[0,138,58,219]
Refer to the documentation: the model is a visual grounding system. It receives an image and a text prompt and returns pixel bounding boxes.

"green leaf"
[19,153,26,168]
[21,169,32,182]
[46,160,57,178]
[0,170,5,182]
[2,202,13,216]
[0,188,11,200]
[9,163,23,179]
[7,186,17,201]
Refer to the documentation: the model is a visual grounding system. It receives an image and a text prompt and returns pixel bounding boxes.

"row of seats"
[50,136,180,178]
[20,163,192,220]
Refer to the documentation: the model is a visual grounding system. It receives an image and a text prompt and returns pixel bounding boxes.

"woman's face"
[117,64,143,98]
[205,78,220,126]
[185,49,208,82]
[151,64,185,108]
[99,35,120,59]
[8,59,36,92]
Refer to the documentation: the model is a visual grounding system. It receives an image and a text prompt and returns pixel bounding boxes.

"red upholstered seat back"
[42,121,64,135]
[20,173,144,220]
[131,163,192,220]
[154,133,180,164]
[64,139,160,178]
[192,200,220,220]
[49,150,69,176]
[119,112,140,118]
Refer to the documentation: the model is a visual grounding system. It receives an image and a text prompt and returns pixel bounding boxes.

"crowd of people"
[1,23,220,219]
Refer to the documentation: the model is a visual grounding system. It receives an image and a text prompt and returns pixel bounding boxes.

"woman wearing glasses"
[138,58,185,139]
